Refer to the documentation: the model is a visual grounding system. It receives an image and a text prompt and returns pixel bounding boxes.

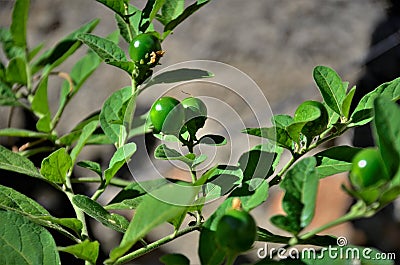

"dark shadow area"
[351,1,400,263]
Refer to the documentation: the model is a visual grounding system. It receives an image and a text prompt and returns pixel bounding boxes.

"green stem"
[299,201,365,241]
[65,175,89,238]
[123,3,134,42]
[225,253,238,265]
[25,56,32,93]
[70,177,134,188]
[51,102,67,131]
[190,169,197,183]
[268,155,297,187]
[113,224,201,265]
[50,71,75,130]
[91,184,105,201]
[269,128,348,188]
[308,128,347,151]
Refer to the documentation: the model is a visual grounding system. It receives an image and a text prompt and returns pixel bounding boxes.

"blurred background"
[1,0,399,264]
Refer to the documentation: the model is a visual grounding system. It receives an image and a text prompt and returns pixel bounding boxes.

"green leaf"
[243,127,293,150]
[273,114,294,128]
[100,86,132,144]
[314,146,361,178]
[301,245,394,265]
[73,195,129,233]
[158,0,185,25]
[32,19,99,74]
[154,144,195,166]
[138,0,160,33]
[58,50,102,114]
[104,142,137,185]
[374,97,400,179]
[198,134,227,146]
[198,198,234,265]
[85,134,114,145]
[77,160,102,177]
[10,0,30,48]
[341,86,356,119]
[115,14,133,43]
[192,154,207,169]
[78,33,127,61]
[42,217,82,236]
[238,144,277,181]
[198,227,225,265]
[380,185,400,206]
[96,0,127,17]
[106,60,135,75]
[0,211,60,265]
[31,76,51,132]
[0,28,25,59]
[324,101,340,128]
[0,128,52,139]
[128,111,153,138]
[313,66,345,115]
[40,148,72,184]
[58,239,99,265]
[0,81,20,106]
[106,178,168,209]
[126,5,150,36]
[106,197,143,210]
[28,42,44,61]
[160,253,190,265]
[287,102,321,142]
[230,179,269,211]
[0,184,81,239]
[142,0,167,30]
[202,165,243,201]
[57,112,100,146]
[163,0,210,38]
[108,183,198,262]
[350,77,400,126]
[271,157,318,234]
[0,184,49,216]
[70,121,98,165]
[6,57,27,85]
[256,227,291,244]
[143,68,214,89]
[0,145,42,179]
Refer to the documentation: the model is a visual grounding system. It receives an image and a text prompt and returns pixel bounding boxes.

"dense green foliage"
[0,0,399,264]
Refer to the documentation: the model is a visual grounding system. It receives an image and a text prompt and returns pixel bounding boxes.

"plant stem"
[308,129,347,151]
[225,254,237,265]
[70,177,134,188]
[299,201,365,241]
[91,184,105,201]
[65,175,89,238]
[269,127,348,188]
[50,72,74,130]
[268,155,296,187]
[25,56,32,93]
[113,224,201,265]
[123,3,134,42]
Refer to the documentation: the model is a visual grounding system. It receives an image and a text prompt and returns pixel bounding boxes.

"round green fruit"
[350,148,389,189]
[129,33,162,67]
[215,209,257,253]
[149,96,185,135]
